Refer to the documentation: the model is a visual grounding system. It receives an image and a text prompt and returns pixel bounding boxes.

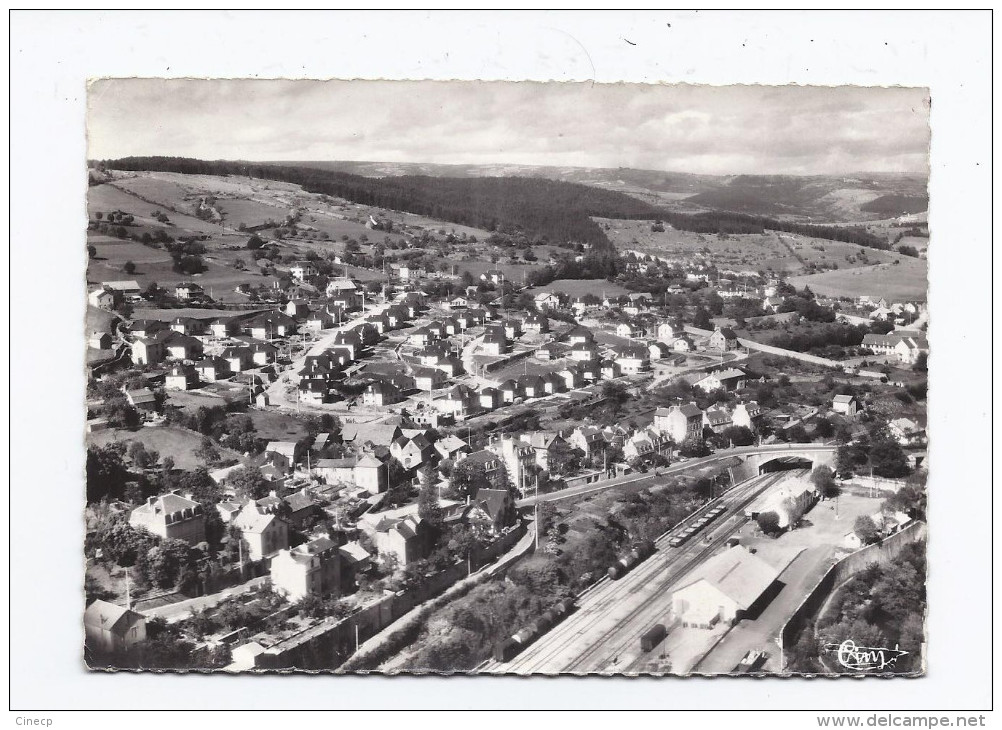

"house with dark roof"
[503,319,522,339]
[519,374,546,399]
[165,364,199,391]
[363,381,402,408]
[703,407,733,434]
[84,600,146,655]
[599,359,621,380]
[390,432,434,470]
[462,488,515,533]
[569,341,599,362]
[499,379,522,404]
[481,328,509,356]
[124,387,158,411]
[542,372,566,395]
[461,449,508,490]
[624,427,670,462]
[248,341,278,366]
[522,312,549,334]
[413,366,446,391]
[614,344,650,374]
[163,330,203,361]
[672,335,695,352]
[564,325,594,345]
[654,403,704,444]
[479,386,502,411]
[243,311,298,340]
[220,346,255,373]
[708,327,740,351]
[436,384,477,418]
[298,378,329,405]
[195,357,232,383]
[284,298,311,319]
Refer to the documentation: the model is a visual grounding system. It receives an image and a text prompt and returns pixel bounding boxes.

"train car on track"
[607,539,656,580]
[640,623,668,653]
[669,503,731,548]
[492,597,577,663]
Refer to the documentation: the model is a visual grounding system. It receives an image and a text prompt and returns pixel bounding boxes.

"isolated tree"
[137,538,194,590]
[811,465,841,500]
[86,444,130,503]
[835,443,857,478]
[87,244,97,259]
[854,515,880,545]
[226,465,270,501]
[195,437,221,466]
[418,479,444,527]
[123,260,136,275]
[448,459,490,500]
[756,510,781,536]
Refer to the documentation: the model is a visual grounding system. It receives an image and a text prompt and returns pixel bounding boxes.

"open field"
[775,233,899,270]
[787,257,928,302]
[214,197,290,229]
[87,250,281,296]
[88,237,173,266]
[597,218,802,273]
[598,218,903,276]
[89,181,224,234]
[239,407,311,442]
[533,278,632,298]
[88,425,241,470]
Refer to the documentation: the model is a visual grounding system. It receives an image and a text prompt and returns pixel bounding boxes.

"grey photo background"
[89,79,930,175]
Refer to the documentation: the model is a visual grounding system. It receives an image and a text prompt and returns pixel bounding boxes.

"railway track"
[491,470,800,674]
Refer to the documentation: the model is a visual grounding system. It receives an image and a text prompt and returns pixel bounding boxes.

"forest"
[102,156,893,255]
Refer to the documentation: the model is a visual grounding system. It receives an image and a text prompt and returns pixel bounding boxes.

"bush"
[756,511,781,536]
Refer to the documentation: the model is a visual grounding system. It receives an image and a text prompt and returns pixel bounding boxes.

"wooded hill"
[102,157,891,252]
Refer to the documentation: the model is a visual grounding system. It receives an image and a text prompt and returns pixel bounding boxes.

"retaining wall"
[779,521,926,667]
[251,524,527,670]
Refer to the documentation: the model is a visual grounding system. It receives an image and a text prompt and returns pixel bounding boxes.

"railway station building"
[671,546,783,628]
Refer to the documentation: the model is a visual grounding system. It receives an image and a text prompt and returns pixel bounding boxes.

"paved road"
[516,443,836,508]
[484,471,801,675]
[139,576,270,623]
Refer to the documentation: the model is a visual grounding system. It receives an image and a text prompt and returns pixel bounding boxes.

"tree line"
[102,156,894,255]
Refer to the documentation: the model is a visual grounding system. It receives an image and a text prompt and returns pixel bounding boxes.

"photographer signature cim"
[824,640,909,671]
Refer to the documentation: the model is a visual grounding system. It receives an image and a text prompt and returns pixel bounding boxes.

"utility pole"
[533,473,541,551]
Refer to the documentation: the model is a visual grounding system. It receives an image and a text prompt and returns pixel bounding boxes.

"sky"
[87,79,930,176]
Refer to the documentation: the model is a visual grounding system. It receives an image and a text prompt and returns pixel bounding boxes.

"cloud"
[87,79,930,175]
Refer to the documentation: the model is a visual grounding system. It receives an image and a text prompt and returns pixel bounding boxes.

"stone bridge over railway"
[519,444,838,508]
[727,445,837,484]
